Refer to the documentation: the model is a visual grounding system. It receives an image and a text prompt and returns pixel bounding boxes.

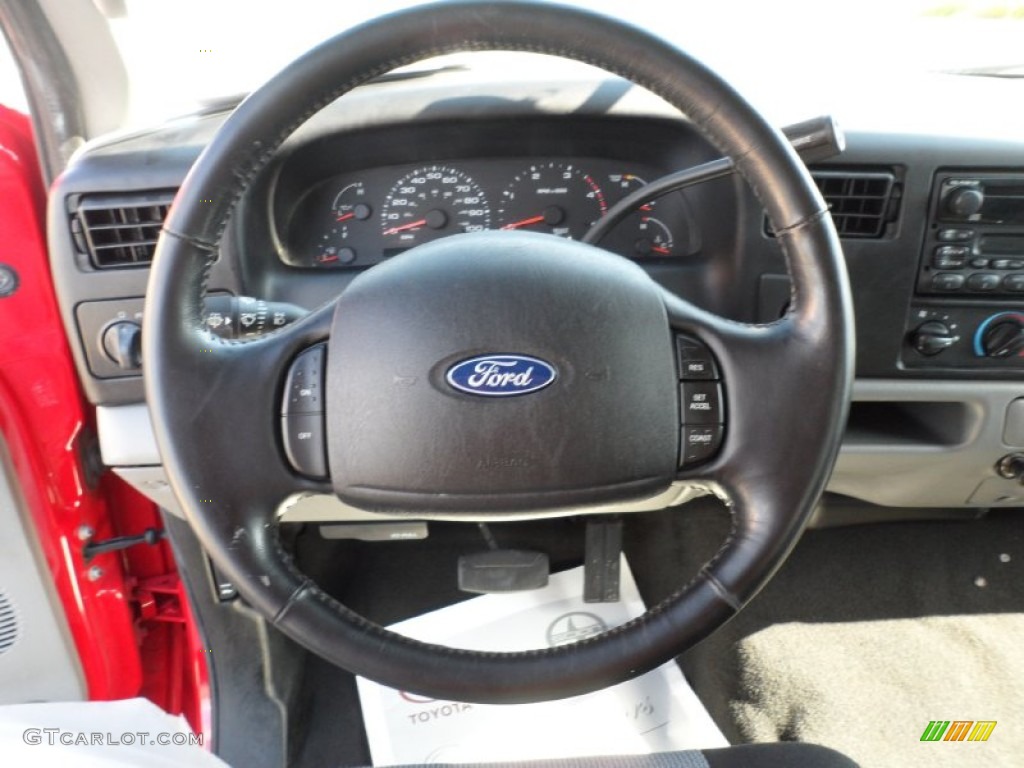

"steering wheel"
[145,0,852,704]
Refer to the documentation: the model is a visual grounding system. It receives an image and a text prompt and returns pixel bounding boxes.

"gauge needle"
[651,245,671,256]
[382,218,427,236]
[336,212,355,223]
[501,214,545,230]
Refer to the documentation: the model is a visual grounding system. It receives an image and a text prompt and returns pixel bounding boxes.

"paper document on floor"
[356,555,728,765]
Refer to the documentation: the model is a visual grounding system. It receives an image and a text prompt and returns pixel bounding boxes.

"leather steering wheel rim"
[145,0,853,704]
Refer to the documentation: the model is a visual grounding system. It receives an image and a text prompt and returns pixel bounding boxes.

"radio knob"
[981,317,1024,358]
[945,187,984,218]
[911,321,959,356]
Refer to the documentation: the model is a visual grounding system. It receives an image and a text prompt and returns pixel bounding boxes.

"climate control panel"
[903,304,1024,372]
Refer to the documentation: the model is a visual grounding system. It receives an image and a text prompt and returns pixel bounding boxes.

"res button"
[675,335,718,380]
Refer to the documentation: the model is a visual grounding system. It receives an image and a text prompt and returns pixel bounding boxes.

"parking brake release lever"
[583,115,846,246]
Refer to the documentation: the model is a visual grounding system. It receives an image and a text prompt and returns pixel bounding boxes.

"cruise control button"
[680,382,723,425]
[281,413,327,478]
[680,425,723,467]
[966,273,1001,292]
[675,335,718,380]
[283,344,326,414]
[931,273,965,291]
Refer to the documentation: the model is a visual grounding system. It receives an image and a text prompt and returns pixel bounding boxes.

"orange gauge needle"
[336,212,355,223]
[501,214,545,230]
[651,245,671,256]
[382,218,427,236]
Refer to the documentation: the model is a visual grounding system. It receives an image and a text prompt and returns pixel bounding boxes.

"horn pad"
[325,231,678,514]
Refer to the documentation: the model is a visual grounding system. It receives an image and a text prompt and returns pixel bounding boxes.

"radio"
[917,173,1024,297]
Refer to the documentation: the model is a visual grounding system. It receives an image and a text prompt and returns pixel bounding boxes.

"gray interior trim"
[97,403,160,466]
[830,379,1024,508]
[0,438,85,703]
[100,379,1024,517]
[112,465,184,519]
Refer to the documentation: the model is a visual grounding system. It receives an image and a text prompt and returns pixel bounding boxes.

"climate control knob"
[973,312,1024,358]
[911,321,959,356]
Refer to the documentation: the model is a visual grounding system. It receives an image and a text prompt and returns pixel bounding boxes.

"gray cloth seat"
[380,743,859,767]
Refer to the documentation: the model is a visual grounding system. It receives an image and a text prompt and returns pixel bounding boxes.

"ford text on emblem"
[446,354,557,397]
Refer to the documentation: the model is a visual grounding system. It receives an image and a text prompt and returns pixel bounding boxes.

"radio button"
[933,245,969,269]
[1003,274,1024,292]
[969,258,990,269]
[932,273,965,291]
[967,273,1002,292]
[991,258,1024,270]
[937,228,974,243]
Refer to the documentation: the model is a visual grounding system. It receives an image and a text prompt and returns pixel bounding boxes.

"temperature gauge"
[606,172,679,258]
[315,182,372,266]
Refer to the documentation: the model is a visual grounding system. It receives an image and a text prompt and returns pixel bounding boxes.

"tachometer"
[498,162,607,239]
[380,165,490,249]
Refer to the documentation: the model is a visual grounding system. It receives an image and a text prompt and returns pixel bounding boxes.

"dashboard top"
[47,70,1024,410]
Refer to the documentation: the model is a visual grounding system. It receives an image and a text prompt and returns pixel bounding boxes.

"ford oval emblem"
[446,354,557,397]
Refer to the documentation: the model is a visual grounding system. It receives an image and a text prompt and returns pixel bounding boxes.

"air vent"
[766,171,900,239]
[72,190,176,268]
[0,590,18,655]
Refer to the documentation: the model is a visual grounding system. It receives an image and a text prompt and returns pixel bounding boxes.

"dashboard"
[279,157,698,268]
[43,73,1024,519]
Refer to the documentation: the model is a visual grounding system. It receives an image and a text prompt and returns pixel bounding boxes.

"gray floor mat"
[729,614,1024,767]
[633,505,1024,768]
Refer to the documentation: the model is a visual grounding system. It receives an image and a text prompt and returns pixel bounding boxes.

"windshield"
[108,0,1023,127]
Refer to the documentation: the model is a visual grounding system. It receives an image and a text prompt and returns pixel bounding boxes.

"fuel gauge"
[605,172,680,259]
[634,216,674,257]
[315,182,373,266]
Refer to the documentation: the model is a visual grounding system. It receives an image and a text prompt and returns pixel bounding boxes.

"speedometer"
[380,165,490,249]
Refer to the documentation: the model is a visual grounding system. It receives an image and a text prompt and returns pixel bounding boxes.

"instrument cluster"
[281,157,700,268]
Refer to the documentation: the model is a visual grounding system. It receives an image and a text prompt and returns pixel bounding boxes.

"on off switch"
[280,344,328,478]
[283,344,325,414]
